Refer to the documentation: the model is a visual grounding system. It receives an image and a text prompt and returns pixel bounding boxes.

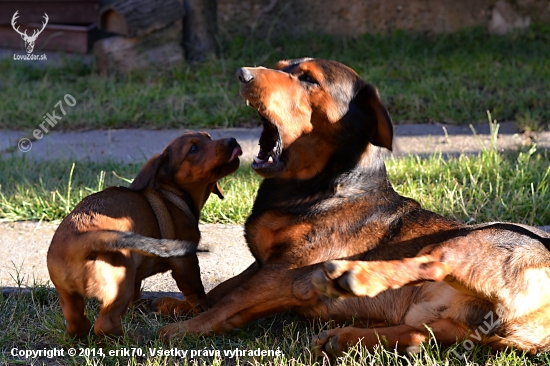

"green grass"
[388,144,550,226]
[1,141,549,225]
[0,157,261,224]
[1,23,549,131]
[3,285,550,365]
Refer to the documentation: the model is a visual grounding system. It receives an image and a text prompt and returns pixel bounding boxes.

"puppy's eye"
[189,145,198,153]
[298,73,318,85]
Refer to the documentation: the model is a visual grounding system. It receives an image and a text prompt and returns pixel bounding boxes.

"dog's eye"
[189,145,198,153]
[298,73,318,85]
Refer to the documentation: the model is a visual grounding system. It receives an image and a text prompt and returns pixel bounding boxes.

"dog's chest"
[245,206,385,267]
[245,210,313,265]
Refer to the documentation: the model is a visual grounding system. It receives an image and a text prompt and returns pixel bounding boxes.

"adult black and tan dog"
[160,59,550,356]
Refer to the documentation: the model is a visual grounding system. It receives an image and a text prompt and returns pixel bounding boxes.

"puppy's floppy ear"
[129,153,163,191]
[355,83,394,151]
[212,182,224,199]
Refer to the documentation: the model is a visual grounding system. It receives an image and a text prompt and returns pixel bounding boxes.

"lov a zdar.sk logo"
[11,10,49,54]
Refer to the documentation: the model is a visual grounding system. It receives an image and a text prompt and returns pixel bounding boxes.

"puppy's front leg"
[153,255,208,316]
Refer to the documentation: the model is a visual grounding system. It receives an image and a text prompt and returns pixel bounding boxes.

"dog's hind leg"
[312,318,469,357]
[94,287,134,337]
[92,253,135,337]
[57,290,92,338]
[314,229,550,309]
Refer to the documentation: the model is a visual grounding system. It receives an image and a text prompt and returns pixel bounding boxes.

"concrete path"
[1,122,550,296]
[0,222,253,297]
[2,122,550,163]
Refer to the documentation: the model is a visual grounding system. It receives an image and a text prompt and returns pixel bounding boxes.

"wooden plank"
[0,23,97,54]
[0,1,99,25]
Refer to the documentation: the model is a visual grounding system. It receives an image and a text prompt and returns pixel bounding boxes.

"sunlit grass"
[0,140,548,225]
[1,284,550,365]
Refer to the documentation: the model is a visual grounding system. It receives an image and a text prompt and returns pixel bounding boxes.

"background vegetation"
[0,24,549,131]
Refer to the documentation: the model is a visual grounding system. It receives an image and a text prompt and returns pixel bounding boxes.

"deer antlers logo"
[11,11,49,54]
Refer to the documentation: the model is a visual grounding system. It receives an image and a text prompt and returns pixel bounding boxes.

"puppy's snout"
[225,137,239,148]
[224,137,242,162]
[237,68,254,84]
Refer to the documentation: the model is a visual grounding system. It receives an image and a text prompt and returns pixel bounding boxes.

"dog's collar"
[160,189,196,222]
[143,189,196,240]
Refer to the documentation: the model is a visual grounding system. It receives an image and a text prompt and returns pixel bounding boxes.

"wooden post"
[183,0,218,61]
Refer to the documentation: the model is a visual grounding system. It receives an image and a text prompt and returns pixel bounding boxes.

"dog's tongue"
[230,147,243,161]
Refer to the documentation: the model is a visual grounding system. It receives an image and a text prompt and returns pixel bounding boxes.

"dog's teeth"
[268,156,273,163]
[246,100,250,106]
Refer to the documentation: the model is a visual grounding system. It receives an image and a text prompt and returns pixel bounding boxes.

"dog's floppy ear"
[129,153,163,191]
[212,182,224,199]
[275,60,291,70]
[355,83,394,151]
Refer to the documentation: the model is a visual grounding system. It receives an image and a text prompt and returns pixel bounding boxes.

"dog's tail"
[87,230,197,257]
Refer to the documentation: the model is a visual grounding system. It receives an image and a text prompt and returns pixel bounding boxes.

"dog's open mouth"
[252,115,283,172]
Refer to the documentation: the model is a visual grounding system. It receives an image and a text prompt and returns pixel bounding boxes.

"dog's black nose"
[237,68,254,83]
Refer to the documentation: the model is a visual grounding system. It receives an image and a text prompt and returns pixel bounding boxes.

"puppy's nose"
[237,68,254,84]
[225,137,238,148]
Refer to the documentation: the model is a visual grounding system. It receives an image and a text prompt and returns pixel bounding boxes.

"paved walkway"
[2,122,550,163]
[1,123,549,296]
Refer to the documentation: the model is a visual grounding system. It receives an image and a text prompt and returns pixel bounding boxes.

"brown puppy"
[159,59,550,357]
[47,132,242,338]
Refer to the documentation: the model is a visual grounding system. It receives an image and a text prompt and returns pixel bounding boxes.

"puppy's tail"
[90,230,197,257]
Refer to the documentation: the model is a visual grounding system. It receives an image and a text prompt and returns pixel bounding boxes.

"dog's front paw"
[152,297,205,317]
[312,268,349,299]
[313,260,388,298]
